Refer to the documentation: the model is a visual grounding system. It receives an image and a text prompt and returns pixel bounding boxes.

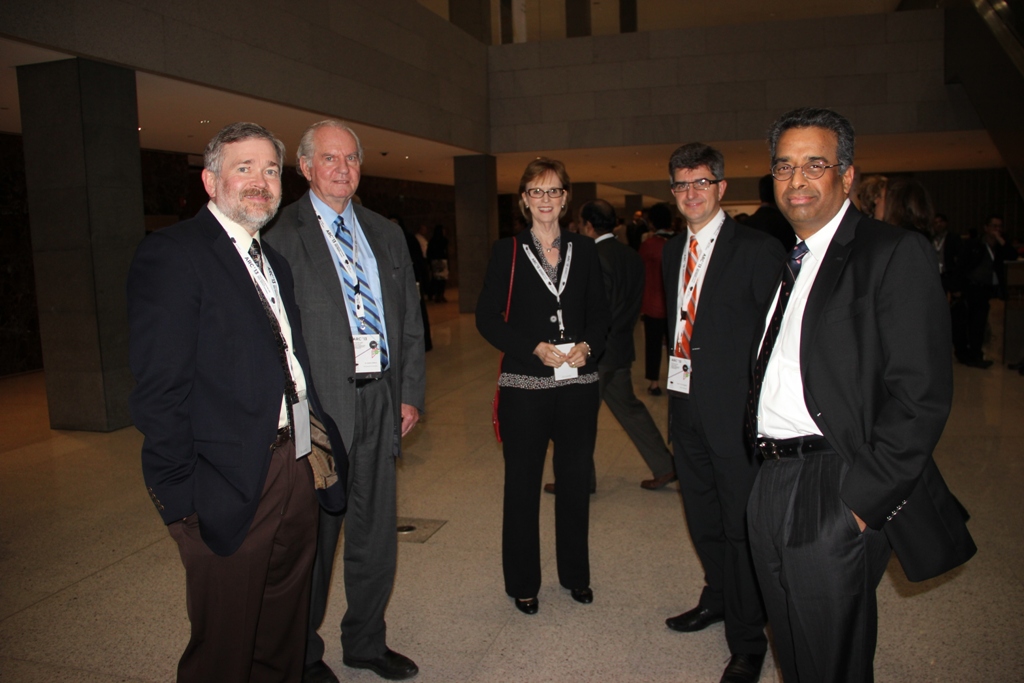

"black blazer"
[663,216,785,457]
[476,229,609,377]
[128,206,347,557]
[596,235,645,370]
[758,206,976,581]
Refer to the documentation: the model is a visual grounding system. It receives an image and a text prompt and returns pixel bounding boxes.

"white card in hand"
[553,342,579,381]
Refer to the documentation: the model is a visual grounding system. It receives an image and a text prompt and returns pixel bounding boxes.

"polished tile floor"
[1,297,1022,682]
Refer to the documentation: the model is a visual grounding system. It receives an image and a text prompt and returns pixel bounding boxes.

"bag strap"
[503,238,517,322]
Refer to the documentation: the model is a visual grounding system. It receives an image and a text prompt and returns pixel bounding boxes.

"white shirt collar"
[800,199,851,258]
[687,208,726,248]
[208,200,259,248]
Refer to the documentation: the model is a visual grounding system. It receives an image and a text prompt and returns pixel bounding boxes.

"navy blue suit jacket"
[128,206,347,557]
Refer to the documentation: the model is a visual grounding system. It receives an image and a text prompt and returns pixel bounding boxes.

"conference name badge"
[354,334,382,374]
[667,356,691,394]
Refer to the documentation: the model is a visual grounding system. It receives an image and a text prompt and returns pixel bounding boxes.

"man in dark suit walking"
[661,144,784,683]
[747,107,976,682]
[547,199,675,491]
[128,122,346,682]
[264,120,425,683]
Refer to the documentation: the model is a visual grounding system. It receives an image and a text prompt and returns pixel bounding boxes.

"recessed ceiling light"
[137,127,142,131]
[405,155,410,159]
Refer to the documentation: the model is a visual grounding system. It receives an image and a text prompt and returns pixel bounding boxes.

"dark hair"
[203,122,285,175]
[935,212,948,222]
[883,178,933,234]
[985,213,1003,225]
[768,107,855,173]
[518,157,572,223]
[646,202,673,230]
[668,142,725,180]
[758,174,776,205]
[579,199,617,234]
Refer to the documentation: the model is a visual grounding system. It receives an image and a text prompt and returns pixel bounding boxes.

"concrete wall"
[488,9,981,153]
[0,0,491,151]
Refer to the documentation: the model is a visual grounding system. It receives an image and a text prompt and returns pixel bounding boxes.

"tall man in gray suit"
[264,120,426,683]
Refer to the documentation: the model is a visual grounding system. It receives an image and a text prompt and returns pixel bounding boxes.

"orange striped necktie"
[674,236,699,359]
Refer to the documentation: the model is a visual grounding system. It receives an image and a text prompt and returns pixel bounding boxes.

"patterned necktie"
[334,215,389,368]
[746,241,810,445]
[249,239,264,276]
[674,236,700,359]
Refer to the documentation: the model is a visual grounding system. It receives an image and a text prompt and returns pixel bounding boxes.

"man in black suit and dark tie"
[747,107,976,682]
[128,122,346,682]
[557,199,676,491]
[661,143,784,683]
[264,120,425,683]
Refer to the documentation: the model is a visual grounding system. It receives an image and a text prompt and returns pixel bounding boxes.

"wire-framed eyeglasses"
[669,178,721,194]
[771,162,840,181]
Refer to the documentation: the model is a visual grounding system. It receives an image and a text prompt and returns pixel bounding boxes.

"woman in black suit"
[476,158,610,615]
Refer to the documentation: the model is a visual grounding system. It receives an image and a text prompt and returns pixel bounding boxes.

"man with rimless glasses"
[746,107,975,682]
[661,143,784,683]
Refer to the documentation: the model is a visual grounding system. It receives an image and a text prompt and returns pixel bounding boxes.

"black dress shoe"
[303,660,340,683]
[343,648,419,680]
[570,587,593,604]
[640,472,678,490]
[514,597,539,614]
[665,605,724,632]
[720,653,766,683]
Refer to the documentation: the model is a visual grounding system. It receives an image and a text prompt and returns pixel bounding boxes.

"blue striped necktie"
[334,215,389,368]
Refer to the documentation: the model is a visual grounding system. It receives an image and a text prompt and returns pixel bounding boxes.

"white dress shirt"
[757,199,851,439]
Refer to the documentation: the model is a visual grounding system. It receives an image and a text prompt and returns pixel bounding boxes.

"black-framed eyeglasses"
[670,178,720,194]
[525,187,567,198]
[771,162,840,181]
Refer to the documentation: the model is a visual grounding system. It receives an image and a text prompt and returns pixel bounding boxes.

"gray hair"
[296,120,364,171]
[768,107,855,174]
[203,122,285,175]
[668,143,725,181]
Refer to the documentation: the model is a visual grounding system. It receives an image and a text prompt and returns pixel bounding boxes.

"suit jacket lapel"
[199,206,268,322]
[696,217,735,321]
[295,192,351,320]
[800,207,859,372]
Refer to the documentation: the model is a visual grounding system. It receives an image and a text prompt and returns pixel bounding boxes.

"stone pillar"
[449,0,491,44]
[624,193,644,218]
[565,0,591,38]
[17,58,144,431]
[454,154,499,314]
[620,0,638,33]
[568,181,597,224]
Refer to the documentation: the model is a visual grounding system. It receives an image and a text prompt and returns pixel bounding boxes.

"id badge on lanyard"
[667,356,691,394]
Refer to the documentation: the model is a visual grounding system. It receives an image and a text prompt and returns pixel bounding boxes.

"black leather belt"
[355,376,381,388]
[757,435,834,460]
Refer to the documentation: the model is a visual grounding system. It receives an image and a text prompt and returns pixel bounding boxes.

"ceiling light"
[200,119,210,124]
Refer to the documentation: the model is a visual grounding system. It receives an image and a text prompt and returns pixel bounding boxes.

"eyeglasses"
[771,162,840,181]
[669,178,720,194]
[525,187,567,199]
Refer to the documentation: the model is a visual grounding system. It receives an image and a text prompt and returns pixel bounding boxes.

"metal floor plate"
[395,516,447,543]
